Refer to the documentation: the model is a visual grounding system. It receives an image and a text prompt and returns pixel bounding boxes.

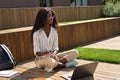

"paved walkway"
[82,35,120,50]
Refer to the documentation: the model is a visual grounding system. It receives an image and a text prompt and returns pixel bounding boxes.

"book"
[0,70,19,77]
[29,77,52,80]
[29,76,52,80]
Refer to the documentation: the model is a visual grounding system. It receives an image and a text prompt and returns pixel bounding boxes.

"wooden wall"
[0,0,39,8]
[0,18,119,62]
[0,6,102,30]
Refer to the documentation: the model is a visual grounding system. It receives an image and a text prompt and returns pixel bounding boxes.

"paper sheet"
[0,70,19,77]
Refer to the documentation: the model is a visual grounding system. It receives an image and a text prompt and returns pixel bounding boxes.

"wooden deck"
[0,59,120,80]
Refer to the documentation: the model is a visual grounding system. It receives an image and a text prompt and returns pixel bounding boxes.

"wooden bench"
[0,26,33,62]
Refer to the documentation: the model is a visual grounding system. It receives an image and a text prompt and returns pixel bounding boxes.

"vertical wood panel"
[19,32,26,61]
[7,33,17,61]
[14,33,21,62]
[0,9,3,29]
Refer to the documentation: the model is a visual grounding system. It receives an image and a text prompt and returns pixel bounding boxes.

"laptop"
[61,61,98,80]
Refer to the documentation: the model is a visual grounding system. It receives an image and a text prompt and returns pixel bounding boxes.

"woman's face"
[46,11,54,25]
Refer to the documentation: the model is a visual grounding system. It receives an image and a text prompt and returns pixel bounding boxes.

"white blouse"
[33,27,59,55]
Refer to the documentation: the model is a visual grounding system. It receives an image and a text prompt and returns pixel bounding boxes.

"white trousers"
[35,50,78,68]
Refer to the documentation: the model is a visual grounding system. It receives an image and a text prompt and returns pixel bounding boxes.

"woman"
[31,7,78,72]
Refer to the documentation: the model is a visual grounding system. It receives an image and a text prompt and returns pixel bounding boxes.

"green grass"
[72,47,120,64]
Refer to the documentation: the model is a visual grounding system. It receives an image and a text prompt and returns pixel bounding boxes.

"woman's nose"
[50,17,54,20]
[52,16,54,19]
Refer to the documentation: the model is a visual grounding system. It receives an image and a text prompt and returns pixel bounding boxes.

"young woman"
[31,7,78,72]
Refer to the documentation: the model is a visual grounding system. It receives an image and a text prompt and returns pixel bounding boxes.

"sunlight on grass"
[74,47,120,64]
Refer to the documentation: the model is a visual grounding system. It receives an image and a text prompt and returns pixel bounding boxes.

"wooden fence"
[0,6,102,30]
[0,17,119,62]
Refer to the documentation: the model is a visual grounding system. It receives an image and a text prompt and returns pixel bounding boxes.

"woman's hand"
[48,50,59,61]
[52,55,59,61]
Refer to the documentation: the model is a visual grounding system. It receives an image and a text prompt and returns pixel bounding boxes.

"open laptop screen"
[61,61,98,80]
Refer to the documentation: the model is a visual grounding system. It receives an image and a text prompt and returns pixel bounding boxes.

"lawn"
[72,47,120,64]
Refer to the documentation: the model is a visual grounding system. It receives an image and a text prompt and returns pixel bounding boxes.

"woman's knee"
[65,50,79,61]
[70,50,79,57]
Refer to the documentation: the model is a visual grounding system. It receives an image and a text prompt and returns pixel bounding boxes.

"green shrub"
[103,2,120,17]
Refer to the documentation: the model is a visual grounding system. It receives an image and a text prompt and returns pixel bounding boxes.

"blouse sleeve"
[53,31,59,51]
[33,32,40,55]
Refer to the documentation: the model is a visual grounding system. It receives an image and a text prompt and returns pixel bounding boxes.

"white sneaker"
[44,66,53,72]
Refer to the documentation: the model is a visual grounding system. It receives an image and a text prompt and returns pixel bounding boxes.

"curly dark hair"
[31,7,58,41]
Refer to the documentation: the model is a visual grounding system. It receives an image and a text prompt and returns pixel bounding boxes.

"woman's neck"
[43,24,50,30]
[43,24,51,37]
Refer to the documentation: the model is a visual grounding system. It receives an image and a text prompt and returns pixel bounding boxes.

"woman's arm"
[53,31,59,54]
[52,50,58,54]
